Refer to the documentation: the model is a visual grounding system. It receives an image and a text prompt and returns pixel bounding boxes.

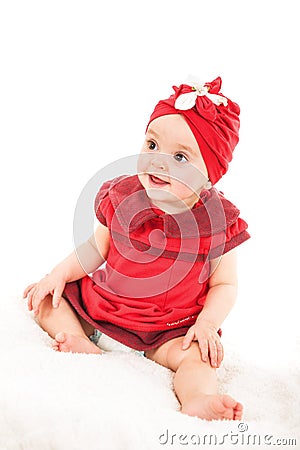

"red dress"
[63,175,250,350]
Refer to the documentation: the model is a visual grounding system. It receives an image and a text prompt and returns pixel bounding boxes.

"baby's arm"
[182,249,238,367]
[197,249,238,329]
[23,223,110,314]
[62,223,110,281]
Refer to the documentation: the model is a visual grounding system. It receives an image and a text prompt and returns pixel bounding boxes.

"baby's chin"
[138,175,198,212]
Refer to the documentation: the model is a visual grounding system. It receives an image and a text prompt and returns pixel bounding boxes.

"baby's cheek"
[170,164,206,197]
[137,173,147,189]
[171,180,195,199]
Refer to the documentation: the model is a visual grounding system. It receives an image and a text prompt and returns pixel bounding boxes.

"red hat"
[147,77,240,185]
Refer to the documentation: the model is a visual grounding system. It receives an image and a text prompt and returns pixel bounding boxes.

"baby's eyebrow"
[146,127,159,138]
[175,142,198,156]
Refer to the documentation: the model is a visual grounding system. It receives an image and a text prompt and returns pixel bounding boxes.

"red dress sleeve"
[94,176,128,228]
[94,179,112,227]
[223,216,250,254]
[203,190,250,259]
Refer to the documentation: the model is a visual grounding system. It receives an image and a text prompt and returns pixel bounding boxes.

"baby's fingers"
[27,286,38,312]
[31,288,50,315]
[209,339,223,368]
[31,293,43,316]
[23,283,37,299]
[199,338,209,363]
[52,283,65,309]
[182,327,195,350]
[216,340,224,367]
[208,340,218,368]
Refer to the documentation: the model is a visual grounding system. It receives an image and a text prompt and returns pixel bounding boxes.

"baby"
[23,76,250,421]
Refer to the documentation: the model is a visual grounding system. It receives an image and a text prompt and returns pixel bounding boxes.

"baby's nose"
[150,155,168,171]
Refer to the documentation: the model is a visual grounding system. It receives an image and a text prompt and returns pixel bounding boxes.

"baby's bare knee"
[167,340,201,371]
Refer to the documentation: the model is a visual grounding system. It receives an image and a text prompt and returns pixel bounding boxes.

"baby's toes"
[221,395,243,420]
[52,342,60,351]
[233,402,243,420]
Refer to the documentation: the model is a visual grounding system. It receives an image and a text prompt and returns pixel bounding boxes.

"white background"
[1,1,299,367]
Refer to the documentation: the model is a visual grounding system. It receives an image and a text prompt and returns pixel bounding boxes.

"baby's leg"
[37,294,101,354]
[145,337,243,421]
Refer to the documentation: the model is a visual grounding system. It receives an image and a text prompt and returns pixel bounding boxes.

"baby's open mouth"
[148,174,170,186]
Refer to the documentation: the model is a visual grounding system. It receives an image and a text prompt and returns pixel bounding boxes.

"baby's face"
[138,114,209,212]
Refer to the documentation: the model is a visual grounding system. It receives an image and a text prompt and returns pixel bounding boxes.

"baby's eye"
[174,153,188,163]
[147,140,158,151]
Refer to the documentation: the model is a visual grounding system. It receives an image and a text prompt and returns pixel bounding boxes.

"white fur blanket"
[1,296,299,450]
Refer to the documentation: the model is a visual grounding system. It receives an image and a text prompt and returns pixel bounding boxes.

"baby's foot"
[181,394,243,421]
[52,332,102,354]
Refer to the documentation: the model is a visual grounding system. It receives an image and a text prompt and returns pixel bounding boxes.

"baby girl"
[24,76,250,421]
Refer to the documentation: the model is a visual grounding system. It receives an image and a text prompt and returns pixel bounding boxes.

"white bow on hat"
[175,76,228,111]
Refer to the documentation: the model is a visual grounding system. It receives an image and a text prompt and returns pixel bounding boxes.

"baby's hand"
[182,318,223,368]
[23,274,66,316]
